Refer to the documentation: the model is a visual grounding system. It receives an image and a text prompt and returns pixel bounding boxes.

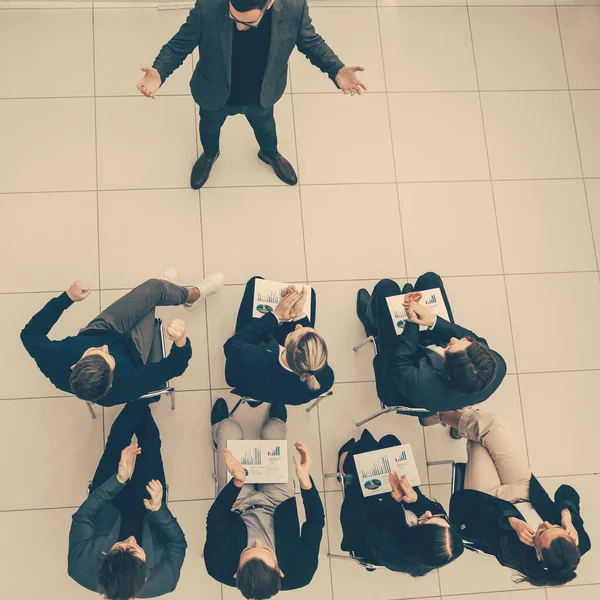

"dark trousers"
[91,401,167,538]
[369,272,455,351]
[199,104,278,159]
[236,276,317,347]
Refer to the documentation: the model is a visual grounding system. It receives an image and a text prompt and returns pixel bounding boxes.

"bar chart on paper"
[354,444,421,497]
[227,440,288,484]
[385,287,449,335]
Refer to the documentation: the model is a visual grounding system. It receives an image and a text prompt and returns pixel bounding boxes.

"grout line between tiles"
[466,3,533,466]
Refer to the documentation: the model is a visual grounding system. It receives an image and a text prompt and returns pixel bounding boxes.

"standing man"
[137,0,366,189]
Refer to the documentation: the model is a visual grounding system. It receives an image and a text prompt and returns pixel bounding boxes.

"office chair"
[86,318,175,419]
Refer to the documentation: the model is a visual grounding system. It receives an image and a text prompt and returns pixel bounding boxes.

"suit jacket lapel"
[264,1,285,83]
[217,1,233,85]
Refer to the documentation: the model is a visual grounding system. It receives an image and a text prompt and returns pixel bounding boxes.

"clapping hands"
[389,472,418,503]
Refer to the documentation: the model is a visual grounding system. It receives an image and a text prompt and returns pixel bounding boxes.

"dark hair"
[236,558,281,599]
[97,548,147,600]
[444,338,496,395]
[388,523,465,577]
[70,354,113,401]
[499,535,580,587]
[230,0,270,13]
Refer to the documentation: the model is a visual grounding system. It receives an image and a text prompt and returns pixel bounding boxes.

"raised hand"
[143,479,163,512]
[165,318,187,347]
[509,517,535,547]
[117,443,141,484]
[389,472,418,503]
[224,448,247,488]
[66,280,91,302]
[404,301,435,328]
[561,509,579,545]
[137,66,162,99]
[274,289,303,322]
[293,442,313,489]
[335,66,367,96]
[291,287,308,319]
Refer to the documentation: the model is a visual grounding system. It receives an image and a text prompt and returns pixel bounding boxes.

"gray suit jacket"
[153,0,344,110]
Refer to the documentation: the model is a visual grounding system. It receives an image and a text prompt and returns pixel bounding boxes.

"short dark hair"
[236,558,281,599]
[97,548,147,600]
[70,354,114,401]
[444,338,496,395]
[230,0,270,13]
[501,534,580,587]
[396,523,465,577]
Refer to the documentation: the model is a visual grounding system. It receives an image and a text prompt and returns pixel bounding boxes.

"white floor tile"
[470,7,567,91]
[389,92,489,182]
[571,91,600,178]
[318,381,429,490]
[539,475,600,586]
[309,279,387,384]
[104,392,215,502]
[0,98,96,193]
[203,95,298,188]
[494,179,597,273]
[0,9,94,98]
[520,371,600,476]
[506,272,600,373]
[94,7,194,97]
[482,91,582,180]
[99,288,210,393]
[96,96,197,190]
[290,8,385,93]
[584,179,600,266]
[0,192,99,293]
[98,189,203,289]
[379,0,465,6]
[448,591,546,600]
[0,291,101,400]
[558,7,600,90]
[0,508,98,599]
[302,183,406,281]
[469,0,553,4]
[379,7,477,92]
[399,182,503,276]
[443,275,517,373]
[201,186,306,284]
[293,93,396,184]
[0,396,103,510]
[310,0,375,5]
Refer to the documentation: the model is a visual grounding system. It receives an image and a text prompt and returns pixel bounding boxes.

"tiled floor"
[1,2,599,600]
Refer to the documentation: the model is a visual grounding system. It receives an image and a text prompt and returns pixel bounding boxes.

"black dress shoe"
[268,403,287,423]
[258,151,298,185]
[357,288,375,336]
[247,400,263,408]
[211,397,229,425]
[191,151,220,190]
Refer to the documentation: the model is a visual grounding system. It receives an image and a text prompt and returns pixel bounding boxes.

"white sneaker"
[185,272,225,311]
[157,267,179,284]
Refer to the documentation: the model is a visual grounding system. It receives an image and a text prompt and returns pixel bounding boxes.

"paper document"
[353,444,421,497]
[226,440,289,484]
[252,279,313,321]
[385,287,449,335]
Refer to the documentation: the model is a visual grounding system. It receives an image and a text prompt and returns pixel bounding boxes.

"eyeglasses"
[417,513,449,525]
[226,7,267,29]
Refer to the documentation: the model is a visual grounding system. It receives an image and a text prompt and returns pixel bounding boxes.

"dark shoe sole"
[258,152,298,185]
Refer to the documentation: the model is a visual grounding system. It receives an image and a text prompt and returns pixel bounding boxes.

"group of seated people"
[19,268,590,599]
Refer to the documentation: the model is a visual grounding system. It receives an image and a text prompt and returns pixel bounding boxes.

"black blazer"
[376,317,506,412]
[68,475,187,597]
[20,293,192,406]
[341,483,445,570]
[203,479,325,590]
[450,476,591,568]
[152,0,344,111]
[224,312,334,406]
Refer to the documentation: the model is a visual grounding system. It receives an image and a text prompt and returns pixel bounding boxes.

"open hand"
[117,443,141,484]
[224,448,246,487]
[335,65,367,96]
[67,280,91,302]
[561,509,579,545]
[137,66,162,99]
[143,479,163,512]
[165,318,187,347]
[389,472,418,503]
[293,442,312,489]
[404,301,435,328]
[509,517,535,547]
[274,289,303,322]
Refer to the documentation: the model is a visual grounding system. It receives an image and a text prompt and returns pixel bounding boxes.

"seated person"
[337,429,464,575]
[428,407,591,586]
[356,272,506,413]
[224,276,334,406]
[205,398,325,598]
[20,269,224,406]
[68,401,187,598]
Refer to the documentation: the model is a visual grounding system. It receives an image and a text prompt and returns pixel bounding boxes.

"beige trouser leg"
[459,408,531,503]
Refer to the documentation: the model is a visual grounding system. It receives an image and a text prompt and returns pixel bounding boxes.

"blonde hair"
[285,329,328,391]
